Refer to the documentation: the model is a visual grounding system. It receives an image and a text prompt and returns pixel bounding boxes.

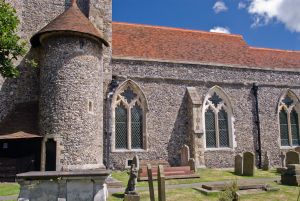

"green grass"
[109,183,300,201]
[112,168,280,187]
[0,183,19,196]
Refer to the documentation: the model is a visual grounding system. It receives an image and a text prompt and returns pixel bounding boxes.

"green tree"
[0,0,26,78]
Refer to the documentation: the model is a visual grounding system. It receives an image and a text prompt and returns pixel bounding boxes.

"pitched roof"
[0,102,40,140]
[112,22,300,69]
[31,1,108,47]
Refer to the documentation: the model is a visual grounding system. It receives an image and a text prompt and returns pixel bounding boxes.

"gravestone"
[188,158,196,173]
[180,145,190,166]
[281,164,300,186]
[234,154,243,175]
[157,165,166,201]
[243,152,255,176]
[280,152,286,167]
[147,164,155,201]
[286,151,300,165]
[262,152,270,171]
[295,147,300,153]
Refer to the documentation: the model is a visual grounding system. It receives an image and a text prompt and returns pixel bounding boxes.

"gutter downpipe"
[105,76,119,169]
[252,83,262,169]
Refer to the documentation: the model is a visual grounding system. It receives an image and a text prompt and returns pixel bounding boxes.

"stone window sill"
[205,147,234,152]
[111,149,147,153]
[280,146,299,149]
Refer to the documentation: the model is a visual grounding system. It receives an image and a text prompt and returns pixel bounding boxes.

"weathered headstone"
[281,164,300,186]
[286,151,300,165]
[243,152,255,176]
[157,165,166,201]
[234,154,243,175]
[295,147,300,153]
[147,164,155,201]
[262,152,270,171]
[280,152,286,167]
[188,158,196,173]
[180,145,190,166]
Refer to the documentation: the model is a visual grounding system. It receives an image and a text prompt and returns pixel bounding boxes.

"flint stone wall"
[109,58,300,169]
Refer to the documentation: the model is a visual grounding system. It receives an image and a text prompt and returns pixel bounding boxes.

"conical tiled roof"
[30,0,109,47]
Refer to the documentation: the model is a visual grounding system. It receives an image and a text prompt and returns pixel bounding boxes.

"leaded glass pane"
[205,108,216,148]
[115,104,128,149]
[218,108,229,147]
[291,109,300,146]
[279,109,289,146]
[131,104,143,149]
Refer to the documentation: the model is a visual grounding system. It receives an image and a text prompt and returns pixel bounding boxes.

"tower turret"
[31,0,109,171]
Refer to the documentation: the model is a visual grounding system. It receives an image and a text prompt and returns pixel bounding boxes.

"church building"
[1,0,300,181]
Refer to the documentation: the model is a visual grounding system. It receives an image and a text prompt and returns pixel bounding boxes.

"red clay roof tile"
[112,22,300,69]
[31,1,108,47]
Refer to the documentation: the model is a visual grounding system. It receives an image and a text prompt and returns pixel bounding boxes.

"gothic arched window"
[203,87,234,149]
[278,90,300,146]
[112,80,148,151]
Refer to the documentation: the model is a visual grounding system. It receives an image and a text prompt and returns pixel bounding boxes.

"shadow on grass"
[111,193,124,199]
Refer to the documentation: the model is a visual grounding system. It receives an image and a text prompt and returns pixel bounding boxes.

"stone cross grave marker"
[157,165,166,201]
[286,151,300,165]
[234,154,243,175]
[181,144,190,166]
[147,164,155,201]
[243,152,255,176]
[262,151,270,171]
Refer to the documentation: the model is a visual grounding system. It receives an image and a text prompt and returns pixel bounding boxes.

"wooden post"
[147,164,155,201]
[157,165,166,201]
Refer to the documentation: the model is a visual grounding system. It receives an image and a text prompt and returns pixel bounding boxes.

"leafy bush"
[218,180,239,201]
[0,0,26,77]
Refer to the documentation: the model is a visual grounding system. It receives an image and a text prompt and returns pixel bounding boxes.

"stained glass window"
[205,108,216,148]
[114,81,147,150]
[218,108,229,147]
[279,92,300,147]
[204,88,232,149]
[115,104,128,149]
[131,104,143,149]
[291,109,300,146]
[279,109,289,146]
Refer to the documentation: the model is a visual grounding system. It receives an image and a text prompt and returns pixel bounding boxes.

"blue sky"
[112,0,300,51]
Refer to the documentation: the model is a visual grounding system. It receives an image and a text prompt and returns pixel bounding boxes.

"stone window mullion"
[215,110,220,148]
[287,110,292,146]
[127,105,132,150]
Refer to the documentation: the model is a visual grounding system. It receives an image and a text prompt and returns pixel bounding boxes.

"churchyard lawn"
[109,184,299,201]
[112,168,280,187]
[1,168,298,201]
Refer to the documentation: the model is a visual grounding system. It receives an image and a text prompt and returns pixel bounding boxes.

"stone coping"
[17,170,111,180]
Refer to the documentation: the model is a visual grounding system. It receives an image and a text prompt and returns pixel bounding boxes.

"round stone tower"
[31,0,109,171]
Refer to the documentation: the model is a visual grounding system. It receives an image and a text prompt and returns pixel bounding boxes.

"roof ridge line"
[112,21,244,38]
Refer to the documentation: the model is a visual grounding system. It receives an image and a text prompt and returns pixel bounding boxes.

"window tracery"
[203,87,233,149]
[112,80,148,151]
[279,90,300,146]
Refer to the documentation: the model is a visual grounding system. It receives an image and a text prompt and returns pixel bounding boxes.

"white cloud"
[248,0,300,32]
[238,2,247,9]
[213,1,228,13]
[210,26,231,34]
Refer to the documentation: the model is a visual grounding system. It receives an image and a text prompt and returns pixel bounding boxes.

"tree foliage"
[0,0,26,78]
